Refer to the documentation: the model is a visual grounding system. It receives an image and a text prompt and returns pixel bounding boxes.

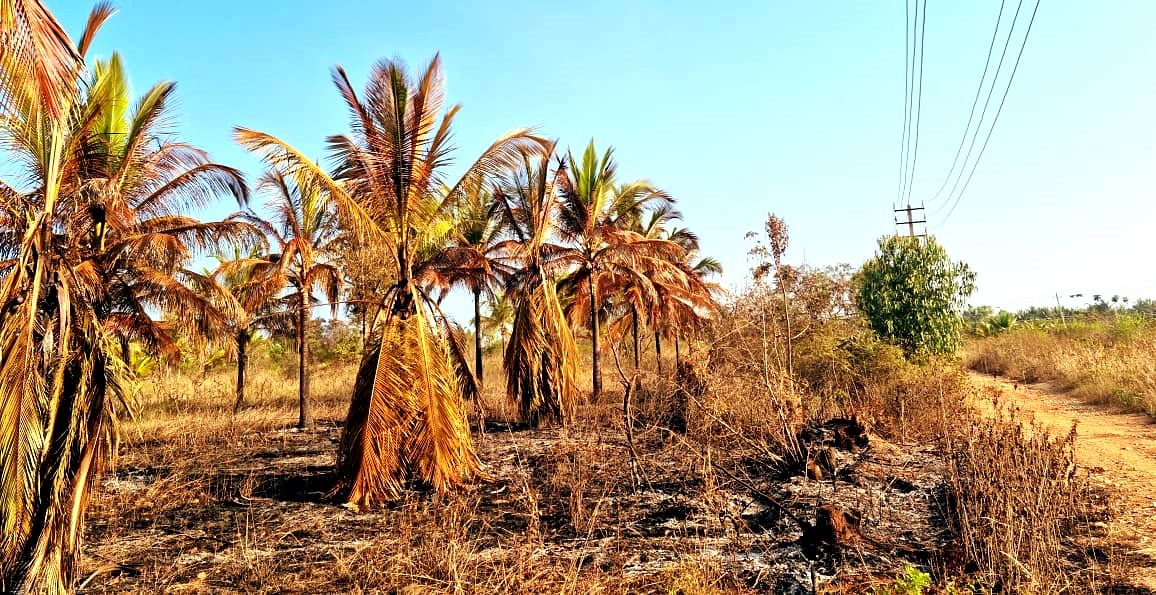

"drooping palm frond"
[242,55,543,506]
[335,294,479,509]
[494,144,580,424]
[505,271,578,424]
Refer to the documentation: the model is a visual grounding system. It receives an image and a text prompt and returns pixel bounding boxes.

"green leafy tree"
[855,236,976,359]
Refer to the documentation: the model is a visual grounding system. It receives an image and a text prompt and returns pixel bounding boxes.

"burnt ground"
[79,412,962,594]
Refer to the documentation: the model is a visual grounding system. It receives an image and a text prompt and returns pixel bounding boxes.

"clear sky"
[53,1,1156,319]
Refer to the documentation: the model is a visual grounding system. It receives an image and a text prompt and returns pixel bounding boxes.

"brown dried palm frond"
[334,288,479,509]
[0,0,88,120]
[493,143,579,424]
[505,270,578,424]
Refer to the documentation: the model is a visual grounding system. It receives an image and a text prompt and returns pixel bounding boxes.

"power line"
[927,0,1008,208]
[932,0,1027,215]
[905,0,928,205]
[897,0,914,205]
[897,0,906,205]
[937,0,1042,226]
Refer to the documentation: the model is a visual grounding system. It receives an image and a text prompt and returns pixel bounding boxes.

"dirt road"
[969,372,1156,587]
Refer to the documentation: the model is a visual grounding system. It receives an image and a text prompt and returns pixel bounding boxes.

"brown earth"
[969,371,1156,589]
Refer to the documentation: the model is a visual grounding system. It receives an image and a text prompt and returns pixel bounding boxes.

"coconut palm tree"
[208,249,293,411]
[555,141,680,401]
[236,54,544,507]
[80,53,254,364]
[479,290,515,355]
[236,169,342,429]
[654,228,722,369]
[493,145,579,425]
[0,6,249,590]
[618,203,684,369]
[416,186,512,389]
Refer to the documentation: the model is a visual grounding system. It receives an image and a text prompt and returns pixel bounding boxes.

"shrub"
[856,236,976,359]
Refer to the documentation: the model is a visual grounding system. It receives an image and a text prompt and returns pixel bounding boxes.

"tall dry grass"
[965,316,1156,415]
[84,303,1130,592]
[941,393,1110,593]
[124,357,356,453]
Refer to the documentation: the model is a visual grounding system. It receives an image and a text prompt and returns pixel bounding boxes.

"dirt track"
[969,372,1156,588]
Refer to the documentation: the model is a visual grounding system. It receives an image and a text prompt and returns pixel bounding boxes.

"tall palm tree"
[236,55,544,507]
[653,227,722,369]
[207,249,293,411]
[237,169,342,429]
[417,186,512,389]
[555,141,680,401]
[619,203,684,368]
[494,145,579,425]
[0,7,249,590]
[479,290,515,355]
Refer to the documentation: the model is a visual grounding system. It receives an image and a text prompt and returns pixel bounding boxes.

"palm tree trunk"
[234,330,249,412]
[588,278,602,401]
[119,334,131,366]
[631,306,640,369]
[655,331,663,374]
[297,295,313,429]
[473,288,484,389]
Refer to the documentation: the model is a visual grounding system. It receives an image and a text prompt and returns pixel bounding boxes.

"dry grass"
[940,389,1115,593]
[965,317,1156,416]
[75,323,1139,593]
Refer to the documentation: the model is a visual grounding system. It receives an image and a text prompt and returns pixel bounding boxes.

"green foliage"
[871,565,932,595]
[855,236,976,359]
[311,319,363,363]
[969,310,1017,337]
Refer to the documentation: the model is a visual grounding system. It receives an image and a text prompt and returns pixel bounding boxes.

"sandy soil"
[969,372,1156,589]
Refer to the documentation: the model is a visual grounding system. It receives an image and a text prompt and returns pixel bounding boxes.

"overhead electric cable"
[937,0,1042,225]
[927,0,1008,208]
[897,0,913,205]
[904,0,928,205]
[931,0,1026,215]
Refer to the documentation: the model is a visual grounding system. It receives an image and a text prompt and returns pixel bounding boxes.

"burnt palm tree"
[493,144,579,425]
[208,249,293,411]
[555,141,680,401]
[620,203,683,369]
[479,290,515,355]
[654,227,722,369]
[417,186,512,389]
[0,6,248,590]
[236,169,342,429]
[236,55,544,507]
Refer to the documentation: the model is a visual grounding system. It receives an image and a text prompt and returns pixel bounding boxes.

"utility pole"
[893,202,927,238]
[1055,293,1068,330]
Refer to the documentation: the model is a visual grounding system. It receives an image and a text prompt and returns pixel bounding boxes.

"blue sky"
[54,1,1156,319]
